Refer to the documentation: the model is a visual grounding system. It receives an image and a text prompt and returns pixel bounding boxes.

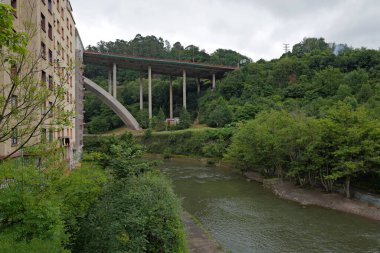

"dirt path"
[182,212,224,253]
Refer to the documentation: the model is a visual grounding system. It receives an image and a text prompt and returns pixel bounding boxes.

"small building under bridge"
[83,51,237,129]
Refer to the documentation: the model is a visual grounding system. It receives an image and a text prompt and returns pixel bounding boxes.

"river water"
[159,158,380,253]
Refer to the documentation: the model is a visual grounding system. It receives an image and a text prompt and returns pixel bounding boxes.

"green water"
[159,158,380,253]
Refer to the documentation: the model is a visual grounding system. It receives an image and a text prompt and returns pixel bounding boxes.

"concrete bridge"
[83,51,237,128]
[83,77,141,130]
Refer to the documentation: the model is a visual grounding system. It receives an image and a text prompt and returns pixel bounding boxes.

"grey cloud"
[71,0,380,60]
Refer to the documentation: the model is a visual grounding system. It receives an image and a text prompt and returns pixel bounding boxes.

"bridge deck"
[83,51,237,79]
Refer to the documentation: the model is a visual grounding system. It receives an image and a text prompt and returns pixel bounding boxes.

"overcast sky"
[70,0,380,61]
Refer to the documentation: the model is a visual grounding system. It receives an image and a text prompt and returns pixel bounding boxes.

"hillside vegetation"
[85,36,380,198]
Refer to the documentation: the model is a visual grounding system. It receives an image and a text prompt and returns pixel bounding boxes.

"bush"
[0,159,108,252]
[74,172,188,253]
[177,108,192,130]
[139,128,234,158]
[163,147,173,159]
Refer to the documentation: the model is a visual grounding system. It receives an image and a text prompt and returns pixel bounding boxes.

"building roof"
[83,51,238,79]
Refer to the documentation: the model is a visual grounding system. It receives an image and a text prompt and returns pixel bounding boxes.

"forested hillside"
[84,36,379,133]
[84,36,380,197]
[83,34,251,132]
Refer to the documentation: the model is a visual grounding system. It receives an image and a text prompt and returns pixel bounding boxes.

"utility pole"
[283,43,290,54]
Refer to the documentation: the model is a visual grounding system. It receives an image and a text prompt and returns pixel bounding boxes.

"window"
[61,7,64,19]
[57,41,61,55]
[41,0,46,4]
[66,36,69,47]
[70,24,72,36]
[10,64,17,78]
[70,41,72,52]
[41,42,46,59]
[41,71,46,85]
[48,75,53,90]
[48,0,52,13]
[48,49,53,64]
[48,101,53,117]
[48,23,52,40]
[10,95,18,108]
[66,17,69,29]
[57,0,60,10]
[48,129,53,143]
[11,0,17,17]
[11,129,18,146]
[42,101,47,116]
[41,129,47,143]
[61,27,64,40]
[57,20,60,33]
[41,14,46,32]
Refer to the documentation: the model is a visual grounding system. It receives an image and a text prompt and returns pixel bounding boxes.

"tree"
[312,67,344,97]
[356,83,374,103]
[178,108,191,129]
[205,97,233,128]
[322,103,380,198]
[226,110,294,177]
[336,84,352,100]
[154,108,167,131]
[0,2,72,160]
[0,4,27,54]
[218,69,245,99]
[210,49,251,67]
[292,37,330,56]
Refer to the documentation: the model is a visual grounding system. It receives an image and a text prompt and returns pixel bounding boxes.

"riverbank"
[244,172,380,221]
[183,212,225,253]
[149,153,380,222]
[160,156,380,252]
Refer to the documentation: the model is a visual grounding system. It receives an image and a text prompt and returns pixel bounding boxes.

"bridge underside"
[83,51,237,128]
[84,51,237,79]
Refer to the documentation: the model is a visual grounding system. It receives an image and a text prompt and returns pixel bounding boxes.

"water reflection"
[159,158,380,253]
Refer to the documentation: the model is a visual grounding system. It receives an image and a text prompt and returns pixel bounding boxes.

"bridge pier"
[169,76,173,119]
[148,66,152,119]
[108,69,112,94]
[197,77,200,95]
[212,73,216,90]
[183,69,187,109]
[113,63,117,98]
[140,73,143,110]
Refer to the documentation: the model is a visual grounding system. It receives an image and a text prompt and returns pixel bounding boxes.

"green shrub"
[163,148,173,159]
[74,172,188,253]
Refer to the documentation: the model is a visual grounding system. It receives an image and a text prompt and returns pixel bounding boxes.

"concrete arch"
[83,77,141,130]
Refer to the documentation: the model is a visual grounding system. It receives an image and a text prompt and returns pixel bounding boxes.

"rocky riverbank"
[182,212,225,253]
[244,172,380,221]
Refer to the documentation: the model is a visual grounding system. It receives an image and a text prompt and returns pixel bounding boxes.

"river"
[158,158,380,253]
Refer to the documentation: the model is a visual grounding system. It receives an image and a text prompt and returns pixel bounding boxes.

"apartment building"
[74,27,84,163]
[0,0,83,167]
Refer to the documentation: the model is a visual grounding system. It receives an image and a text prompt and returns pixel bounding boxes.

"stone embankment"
[182,212,225,253]
[244,172,380,221]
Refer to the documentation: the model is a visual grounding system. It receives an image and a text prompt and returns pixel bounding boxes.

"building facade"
[0,0,83,167]
[74,27,85,164]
